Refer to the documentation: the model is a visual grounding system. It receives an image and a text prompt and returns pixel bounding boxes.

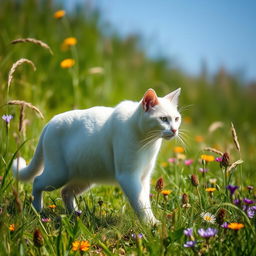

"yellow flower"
[60,58,75,68]
[228,223,244,230]
[161,190,172,196]
[72,241,90,252]
[63,37,77,46]
[54,10,65,19]
[48,204,56,209]
[173,146,185,153]
[205,187,216,192]
[160,162,168,168]
[9,224,15,232]
[195,135,204,143]
[201,154,215,162]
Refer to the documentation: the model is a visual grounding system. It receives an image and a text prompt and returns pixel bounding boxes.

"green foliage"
[0,0,256,255]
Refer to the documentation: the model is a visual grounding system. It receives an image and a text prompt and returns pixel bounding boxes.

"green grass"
[0,1,256,255]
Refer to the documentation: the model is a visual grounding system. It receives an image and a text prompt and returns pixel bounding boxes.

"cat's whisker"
[176,134,188,148]
[178,104,194,113]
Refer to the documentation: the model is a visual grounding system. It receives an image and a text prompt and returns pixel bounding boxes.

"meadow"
[0,1,256,255]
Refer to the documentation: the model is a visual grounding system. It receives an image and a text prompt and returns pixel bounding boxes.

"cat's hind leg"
[32,167,68,212]
[61,182,92,213]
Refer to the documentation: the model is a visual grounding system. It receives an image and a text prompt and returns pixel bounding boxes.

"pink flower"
[168,158,176,163]
[184,159,193,165]
[215,157,222,162]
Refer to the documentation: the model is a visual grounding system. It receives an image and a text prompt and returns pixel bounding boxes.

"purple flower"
[215,157,222,162]
[198,228,218,238]
[243,198,254,205]
[2,114,13,124]
[184,228,193,237]
[221,222,229,228]
[184,159,193,166]
[184,240,196,248]
[131,233,143,239]
[233,199,241,206]
[247,186,254,191]
[198,168,208,173]
[41,218,51,223]
[247,207,256,219]
[75,210,82,216]
[226,185,239,196]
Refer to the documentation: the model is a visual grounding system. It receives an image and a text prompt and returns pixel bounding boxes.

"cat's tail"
[12,126,47,182]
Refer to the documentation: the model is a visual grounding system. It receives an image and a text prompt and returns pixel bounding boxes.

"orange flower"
[205,187,216,192]
[48,204,56,209]
[63,37,77,46]
[195,135,204,143]
[54,10,65,19]
[60,58,75,68]
[160,162,168,168]
[228,223,244,230]
[72,241,90,251]
[9,224,15,232]
[183,116,192,124]
[161,190,172,196]
[201,154,215,162]
[173,146,185,153]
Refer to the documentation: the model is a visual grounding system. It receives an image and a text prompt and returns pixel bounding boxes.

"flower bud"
[221,152,230,168]
[155,177,164,192]
[33,229,44,248]
[191,174,199,187]
[216,208,226,225]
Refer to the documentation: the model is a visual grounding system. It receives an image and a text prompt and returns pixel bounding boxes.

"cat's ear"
[164,88,181,105]
[142,88,159,112]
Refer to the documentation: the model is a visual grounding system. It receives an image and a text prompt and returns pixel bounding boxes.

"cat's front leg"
[117,173,158,225]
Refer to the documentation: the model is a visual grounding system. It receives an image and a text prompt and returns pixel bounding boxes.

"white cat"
[12,88,181,224]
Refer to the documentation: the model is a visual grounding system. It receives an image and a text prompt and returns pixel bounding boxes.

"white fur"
[12,88,181,224]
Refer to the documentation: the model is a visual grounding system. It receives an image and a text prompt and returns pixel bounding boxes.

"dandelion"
[228,223,244,230]
[63,37,77,46]
[60,58,75,68]
[54,10,65,19]
[161,190,172,196]
[201,154,215,162]
[2,115,13,123]
[198,228,218,238]
[184,240,196,248]
[48,204,56,209]
[173,146,184,153]
[200,212,216,224]
[205,187,216,192]
[9,224,15,232]
[72,241,90,252]
[184,159,193,165]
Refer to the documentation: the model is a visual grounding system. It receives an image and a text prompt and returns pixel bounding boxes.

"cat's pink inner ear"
[142,89,159,112]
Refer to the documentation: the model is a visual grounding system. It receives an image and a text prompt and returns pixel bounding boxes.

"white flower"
[200,212,216,223]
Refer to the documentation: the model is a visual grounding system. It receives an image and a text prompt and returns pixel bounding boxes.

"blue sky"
[64,0,256,82]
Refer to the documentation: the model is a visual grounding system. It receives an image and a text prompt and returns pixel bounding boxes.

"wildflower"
[63,37,77,46]
[227,223,244,230]
[41,218,51,223]
[247,185,254,191]
[209,178,217,184]
[161,162,168,168]
[184,240,196,248]
[131,233,143,239]
[243,198,254,205]
[88,67,104,75]
[198,228,218,238]
[215,157,222,162]
[161,190,172,196]
[226,185,239,196]
[191,174,199,187]
[168,158,176,163]
[33,229,44,247]
[184,159,193,165]
[75,210,82,216]
[221,222,229,228]
[54,10,65,19]
[233,199,241,206]
[205,187,216,192]
[200,212,216,223]
[155,177,164,192]
[48,204,56,209]
[173,146,184,153]
[201,154,215,162]
[195,135,204,142]
[9,224,15,232]
[60,58,75,68]
[184,228,193,237]
[183,116,192,124]
[198,168,208,173]
[216,208,226,225]
[72,241,90,252]
[221,152,230,168]
[2,114,13,123]
[247,207,256,219]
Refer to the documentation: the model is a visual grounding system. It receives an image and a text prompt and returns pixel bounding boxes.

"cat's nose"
[171,128,177,134]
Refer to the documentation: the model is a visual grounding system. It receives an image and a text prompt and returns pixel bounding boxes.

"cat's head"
[139,88,181,140]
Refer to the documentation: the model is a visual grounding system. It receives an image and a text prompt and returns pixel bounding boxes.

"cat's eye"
[175,117,180,122]
[160,117,168,123]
